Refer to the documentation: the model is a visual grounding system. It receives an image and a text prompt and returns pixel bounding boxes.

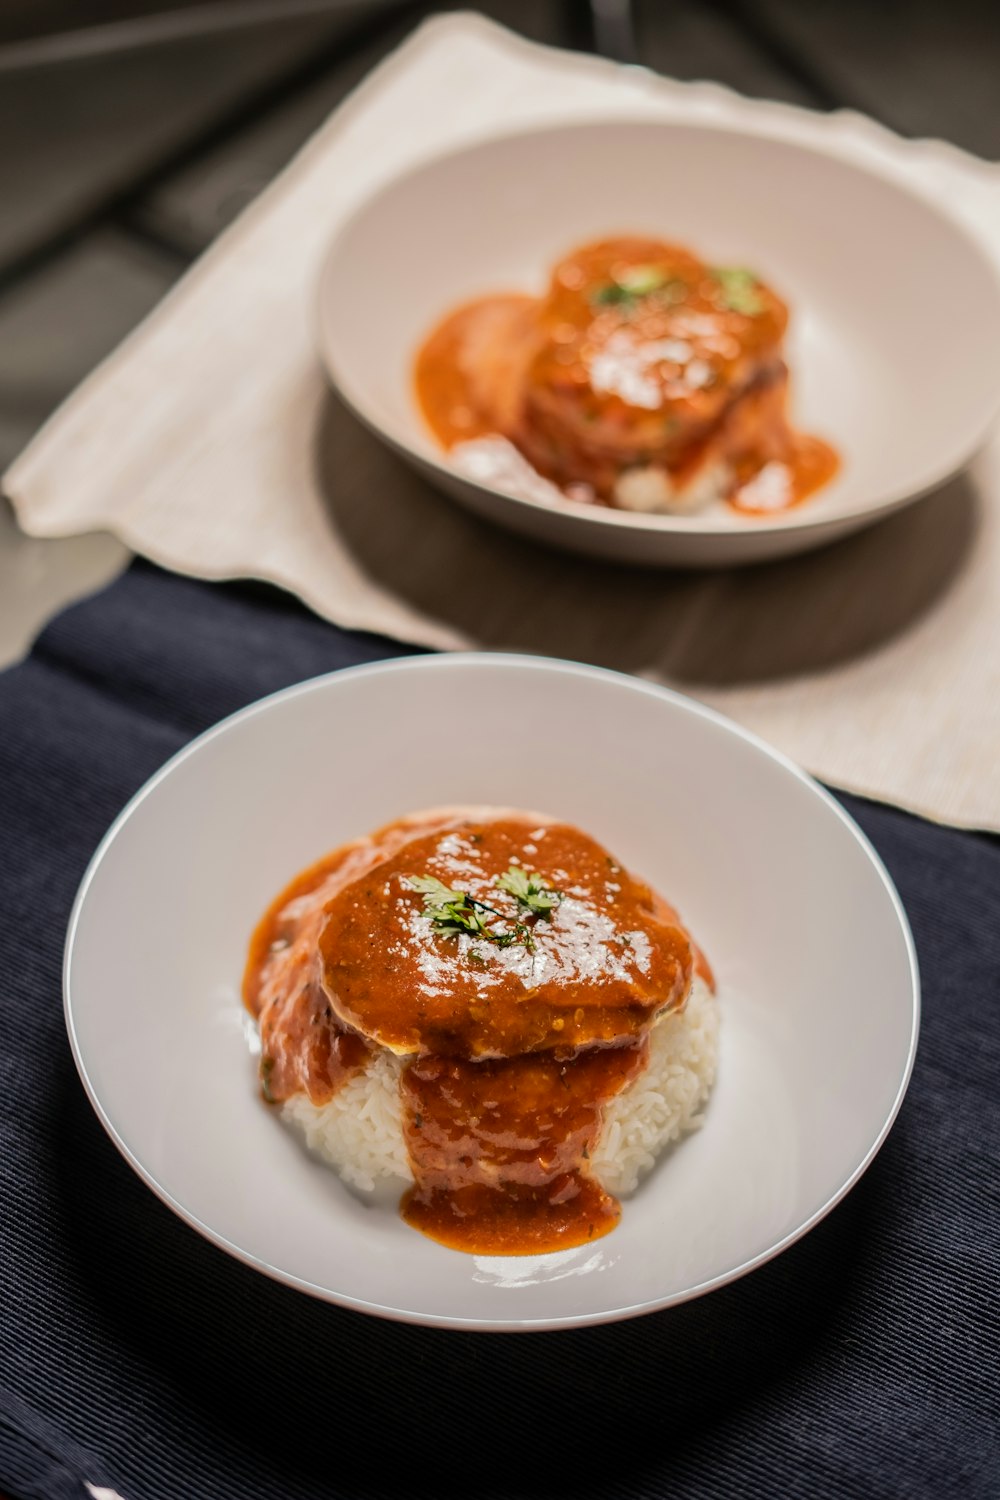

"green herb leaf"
[407,874,535,952]
[496,865,561,919]
[591,268,687,311]
[260,1056,276,1104]
[406,874,489,938]
[591,281,635,307]
[408,873,468,908]
[616,264,668,296]
[711,266,764,316]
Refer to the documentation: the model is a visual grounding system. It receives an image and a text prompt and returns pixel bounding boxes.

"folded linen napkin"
[5,14,1000,830]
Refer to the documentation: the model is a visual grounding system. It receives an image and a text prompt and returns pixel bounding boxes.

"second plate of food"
[318,118,1000,567]
[65,654,918,1330]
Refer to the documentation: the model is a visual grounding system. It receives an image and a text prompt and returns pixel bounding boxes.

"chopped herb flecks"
[496,865,561,919]
[711,266,763,316]
[407,874,498,939]
[591,281,635,307]
[591,266,686,311]
[616,264,669,296]
[407,874,537,954]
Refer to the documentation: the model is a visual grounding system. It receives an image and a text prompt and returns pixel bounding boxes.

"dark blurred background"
[1,0,998,473]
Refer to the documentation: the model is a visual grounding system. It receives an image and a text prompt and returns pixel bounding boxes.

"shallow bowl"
[65,654,919,1329]
[318,118,1000,566]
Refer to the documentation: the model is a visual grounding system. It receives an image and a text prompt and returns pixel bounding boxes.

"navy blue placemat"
[1,562,997,1500]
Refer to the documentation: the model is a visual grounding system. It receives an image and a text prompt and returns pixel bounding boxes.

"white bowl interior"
[66,657,917,1328]
[320,119,1000,528]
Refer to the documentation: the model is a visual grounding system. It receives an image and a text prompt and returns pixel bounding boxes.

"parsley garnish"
[408,875,498,937]
[260,1056,276,1104]
[591,266,686,310]
[407,875,536,952]
[495,865,561,919]
[617,265,670,295]
[591,282,635,307]
[711,266,763,316]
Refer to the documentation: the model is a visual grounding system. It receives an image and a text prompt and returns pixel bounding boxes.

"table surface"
[1,18,998,1494]
[1,0,999,668]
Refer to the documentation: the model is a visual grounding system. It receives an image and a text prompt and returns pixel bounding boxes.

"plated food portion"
[244,805,718,1256]
[66,652,920,1324]
[321,116,1000,565]
[415,236,838,518]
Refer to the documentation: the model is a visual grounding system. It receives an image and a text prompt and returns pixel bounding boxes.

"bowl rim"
[63,652,921,1331]
[316,113,1000,542]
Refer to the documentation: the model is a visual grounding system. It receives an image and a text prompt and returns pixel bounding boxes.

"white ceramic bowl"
[318,118,1000,567]
[65,655,918,1330]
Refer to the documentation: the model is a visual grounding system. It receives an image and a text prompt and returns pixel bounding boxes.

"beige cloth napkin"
[5,14,1000,830]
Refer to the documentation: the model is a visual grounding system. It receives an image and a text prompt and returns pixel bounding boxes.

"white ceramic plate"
[65,655,918,1330]
[318,118,1000,568]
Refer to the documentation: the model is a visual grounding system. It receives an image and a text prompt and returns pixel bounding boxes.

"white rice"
[281,975,719,1200]
[282,1047,408,1194]
[589,976,719,1194]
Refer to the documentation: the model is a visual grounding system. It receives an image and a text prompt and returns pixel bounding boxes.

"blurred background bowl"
[319,116,1000,567]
